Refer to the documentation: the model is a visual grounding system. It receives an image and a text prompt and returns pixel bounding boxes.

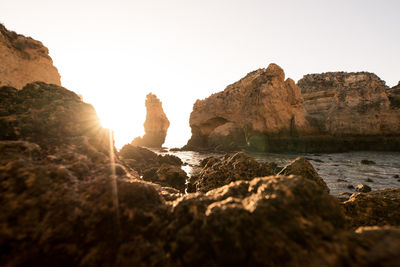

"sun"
[92,98,145,149]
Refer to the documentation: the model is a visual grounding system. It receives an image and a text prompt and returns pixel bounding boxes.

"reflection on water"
[152,149,400,196]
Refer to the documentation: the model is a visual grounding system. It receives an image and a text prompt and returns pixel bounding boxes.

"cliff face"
[298,72,400,136]
[387,81,400,109]
[0,24,61,89]
[186,63,313,151]
[132,93,170,148]
[186,66,400,152]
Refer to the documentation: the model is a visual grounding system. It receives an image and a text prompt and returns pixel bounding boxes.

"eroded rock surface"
[0,24,61,89]
[132,93,170,148]
[185,63,312,152]
[188,152,275,192]
[342,188,400,229]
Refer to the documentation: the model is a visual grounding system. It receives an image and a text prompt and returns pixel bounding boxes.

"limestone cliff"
[387,81,400,109]
[185,63,313,151]
[132,93,170,147]
[0,24,61,89]
[298,72,400,136]
[186,65,400,152]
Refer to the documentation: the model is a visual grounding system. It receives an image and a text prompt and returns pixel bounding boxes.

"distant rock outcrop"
[185,65,400,152]
[298,72,399,136]
[185,63,313,152]
[387,81,400,109]
[132,93,170,148]
[0,24,61,89]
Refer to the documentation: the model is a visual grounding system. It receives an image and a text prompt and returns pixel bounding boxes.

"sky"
[1,0,399,148]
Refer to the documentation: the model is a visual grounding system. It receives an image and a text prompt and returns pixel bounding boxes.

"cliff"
[0,24,61,89]
[186,65,400,152]
[298,72,400,136]
[185,63,313,151]
[131,93,170,147]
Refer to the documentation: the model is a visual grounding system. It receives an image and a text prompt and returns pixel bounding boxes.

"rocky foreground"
[185,64,400,152]
[1,82,400,266]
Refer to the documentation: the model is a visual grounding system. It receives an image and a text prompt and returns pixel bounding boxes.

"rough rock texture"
[297,72,400,151]
[387,81,400,109]
[188,152,275,192]
[342,188,400,229]
[0,24,61,89]
[186,65,400,152]
[2,81,400,266]
[132,93,170,148]
[278,157,330,193]
[185,63,312,152]
[119,144,185,191]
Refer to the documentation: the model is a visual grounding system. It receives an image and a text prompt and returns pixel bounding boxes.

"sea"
[151,149,400,196]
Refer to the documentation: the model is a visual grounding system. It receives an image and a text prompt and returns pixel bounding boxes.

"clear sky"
[1,0,399,148]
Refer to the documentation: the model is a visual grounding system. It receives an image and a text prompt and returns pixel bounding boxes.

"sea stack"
[0,24,61,88]
[185,63,313,152]
[132,93,170,148]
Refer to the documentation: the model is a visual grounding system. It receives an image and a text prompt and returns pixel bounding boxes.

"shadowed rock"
[278,157,330,193]
[132,93,170,148]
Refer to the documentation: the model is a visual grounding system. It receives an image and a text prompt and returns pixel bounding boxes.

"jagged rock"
[0,82,111,154]
[188,152,275,192]
[298,72,400,151]
[278,157,330,193]
[341,188,400,229]
[132,93,170,148]
[387,81,400,109]
[185,63,312,152]
[0,24,61,89]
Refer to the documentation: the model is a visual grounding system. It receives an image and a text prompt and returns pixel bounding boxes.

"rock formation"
[186,64,400,152]
[387,81,400,109]
[131,93,170,148]
[185,63,313,152]
[1,82,400,265]
[0,24,61,89]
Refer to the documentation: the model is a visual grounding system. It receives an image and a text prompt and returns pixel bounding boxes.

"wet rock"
[337,178,347,182]
[341,188,400,229]
[188,152,274,192]
[347,185,355,190]
[278,157,329,193]
[355,184,372,193]
[393,174,399,178]
[365,178,374,183]
[131,93,170,148]
[361,159,376,165]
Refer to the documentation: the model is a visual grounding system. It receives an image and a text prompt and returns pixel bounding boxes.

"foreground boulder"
[119,144,186,191]
[278,157,330,193]
[2,81,400,266]
[188,152,275,192]
[132,93,170,148]
[341,188,400,229]
[0,24,61,89]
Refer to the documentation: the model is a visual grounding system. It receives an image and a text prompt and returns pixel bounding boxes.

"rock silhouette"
[132,93,170,148]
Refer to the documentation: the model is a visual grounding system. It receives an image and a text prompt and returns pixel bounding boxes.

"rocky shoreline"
[1,24,400,266]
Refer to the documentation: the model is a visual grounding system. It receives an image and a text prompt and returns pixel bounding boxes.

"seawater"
[152,149,400,196]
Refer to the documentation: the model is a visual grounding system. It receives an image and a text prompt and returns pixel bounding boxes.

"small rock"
[355,184,372,193]
[365,178,374,183]
[361,159,376,165]
[337,178,347,182]
[347,185,355,190]
[394,174,399,178]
